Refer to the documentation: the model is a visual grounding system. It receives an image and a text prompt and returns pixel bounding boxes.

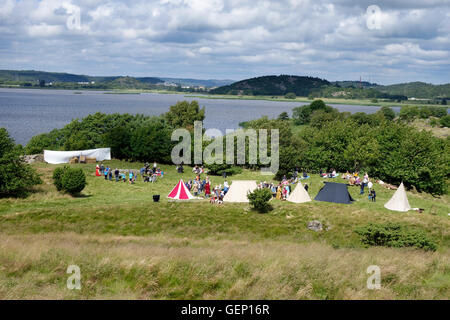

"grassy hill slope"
[0,161,448,299]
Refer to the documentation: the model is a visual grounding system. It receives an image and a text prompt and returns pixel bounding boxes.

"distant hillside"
[333,81,378,88]
[0,70,95,83]
[0,70,163,85]
[135,77,163,84]
[107,77,148,89]
[210,75,330,96]
[161,78,234,88]
[375,82,450,99]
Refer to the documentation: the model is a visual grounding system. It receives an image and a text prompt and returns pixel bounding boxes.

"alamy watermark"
[366,265,381,290]
[62,2,81,30]
[67,265,81,290]
[366,5,382,30]
[171,121,279,175]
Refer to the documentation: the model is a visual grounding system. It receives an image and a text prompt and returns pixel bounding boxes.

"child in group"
[369,189,376,202]
[129,171,134,184]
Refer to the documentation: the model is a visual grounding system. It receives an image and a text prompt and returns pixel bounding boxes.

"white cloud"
[0,0,448,83]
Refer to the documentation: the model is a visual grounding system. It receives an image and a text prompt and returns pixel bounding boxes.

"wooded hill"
[210,75,331,96]
[211,75,450,101]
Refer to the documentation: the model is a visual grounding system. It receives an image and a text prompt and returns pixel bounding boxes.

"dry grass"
[0,233,448,300]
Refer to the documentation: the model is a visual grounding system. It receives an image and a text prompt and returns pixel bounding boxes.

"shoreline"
[1,86,446,108]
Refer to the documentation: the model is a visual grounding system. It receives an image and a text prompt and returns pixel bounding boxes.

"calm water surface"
[0,88,395,145]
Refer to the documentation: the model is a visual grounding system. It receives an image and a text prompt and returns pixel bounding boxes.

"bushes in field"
[0,128,41,197]
[399,105,447,123]
[355,223,437,251]
[53,166,86,195]
[440,115,450,127]
[205,163,242,176]
[247,188,273,213]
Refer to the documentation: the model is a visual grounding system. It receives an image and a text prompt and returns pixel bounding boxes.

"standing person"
[114,168,120,182]
[371,190,376,202]
[108,169,112,181]
[100,163,105,175]
[95,164,101,177]
[276,185,282,200]
[153,161,157,173]
[205,181,211,198]
[360,181,365,194]
[192,182,199,197]
[223,180,229,194]
[129,171,134,184]
[104,166,109,180]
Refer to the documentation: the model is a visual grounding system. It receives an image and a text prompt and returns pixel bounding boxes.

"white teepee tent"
[223,180,257,203]
[384,182,411,212]
[287,182,311,203]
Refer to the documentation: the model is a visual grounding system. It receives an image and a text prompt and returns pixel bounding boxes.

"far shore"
[0,86,446,108]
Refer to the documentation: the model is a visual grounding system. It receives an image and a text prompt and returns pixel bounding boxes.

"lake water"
[0,88,395,145]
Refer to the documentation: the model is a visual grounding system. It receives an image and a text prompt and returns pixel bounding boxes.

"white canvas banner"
[44,148,111,164]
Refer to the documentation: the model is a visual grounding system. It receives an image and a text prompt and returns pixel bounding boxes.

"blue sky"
[0,0,449,84]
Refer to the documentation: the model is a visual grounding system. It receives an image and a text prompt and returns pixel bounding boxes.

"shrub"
[377,106,396,121]
[247,188,273,213]
[354,223,437,251]
[52,166,69,191]
[61,168,86,195]
[284,92,296,99]
[399,105,419,122]
[440,115,450,128]
[206,163,242,176]
[0,128,41,197]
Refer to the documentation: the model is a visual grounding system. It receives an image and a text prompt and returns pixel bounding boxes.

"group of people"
[342,171,376,199]
[140,162,164,183]
[96,161,164,184]
[319,169,338,178]
[257,177,309,201]
[96,164,138,184]
[182,174,230,204]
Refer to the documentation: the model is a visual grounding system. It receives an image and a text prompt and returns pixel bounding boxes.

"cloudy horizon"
[0,0,449,85]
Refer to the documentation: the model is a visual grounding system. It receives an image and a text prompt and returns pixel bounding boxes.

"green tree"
[103,126,131,160]
[130,121,173,162]
[165,100,205,130]
[277,112,290,121]
[0,128,41,197]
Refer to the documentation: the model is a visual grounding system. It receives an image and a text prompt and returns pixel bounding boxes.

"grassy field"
[0,161,448,299]
[185,94,446,108]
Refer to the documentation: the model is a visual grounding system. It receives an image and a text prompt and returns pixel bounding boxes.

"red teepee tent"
[167,179,195,200]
